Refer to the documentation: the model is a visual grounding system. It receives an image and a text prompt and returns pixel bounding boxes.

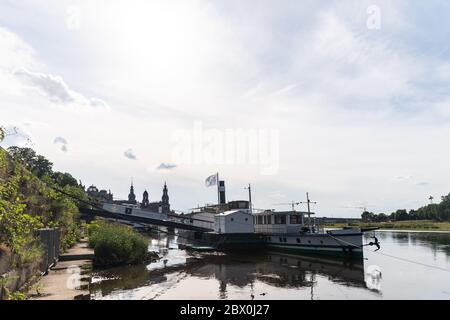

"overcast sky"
[1,0,450,217]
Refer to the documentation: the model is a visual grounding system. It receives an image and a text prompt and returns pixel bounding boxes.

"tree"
[394,209,409,221]
[7,147,37,170]
[7,147,53,178]
[32,155,53,178]
[376,213,388,222]
[51,172,78,188]
[361,211,375,222]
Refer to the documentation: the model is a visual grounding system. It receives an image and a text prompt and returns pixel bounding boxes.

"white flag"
[205,173,218,187]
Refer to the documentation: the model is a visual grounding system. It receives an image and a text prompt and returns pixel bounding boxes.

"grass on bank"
[325,220,450,231]
[87,221,149,267]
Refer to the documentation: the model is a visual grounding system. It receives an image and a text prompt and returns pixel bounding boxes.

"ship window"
[308,240,311,244]
[279,238,283,242]
[320,240,324,244]
[290,215,300,224]
[263,216,267,224]
[296,238,301,243]
[275,215,287,224]
[257,216,263,224]
[290,215,294,224]
[283,238,287,242]
[245,218,248,222]
[231,218,234,222]
[267,215,272,224]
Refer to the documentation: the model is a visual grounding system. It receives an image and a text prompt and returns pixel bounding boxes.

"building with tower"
[140,182,171,214]
[85,180,171,214]
[86,185,113,203]
[128,181,137,204]
[142,190,150,208]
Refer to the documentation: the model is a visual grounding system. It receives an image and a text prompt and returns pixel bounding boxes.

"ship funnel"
[219,181,226,204]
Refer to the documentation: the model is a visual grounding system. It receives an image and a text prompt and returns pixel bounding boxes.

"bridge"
[52,186,214,233]
[79,207,213,233]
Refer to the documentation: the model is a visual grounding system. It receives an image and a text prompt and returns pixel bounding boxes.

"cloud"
[157,163,177,170]
[54,136,68,152]
[14,69,109,110]
[395,175,413,181]
[124,149,137,160]
[2,2,450,215]
[54,136,67,145]
[416,182,430,187]
[0,27,36,70]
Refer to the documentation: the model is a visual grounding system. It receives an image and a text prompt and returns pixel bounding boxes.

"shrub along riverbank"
[87,221,152,267]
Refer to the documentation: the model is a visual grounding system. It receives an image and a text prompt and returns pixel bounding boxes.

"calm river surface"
[89,230,450,300]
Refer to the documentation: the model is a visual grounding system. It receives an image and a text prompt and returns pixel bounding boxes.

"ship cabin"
[214,209,254,234]
[185,200,250,229]
[253,210,317,235]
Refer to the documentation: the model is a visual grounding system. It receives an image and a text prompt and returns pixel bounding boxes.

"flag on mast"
[205,173,218,187]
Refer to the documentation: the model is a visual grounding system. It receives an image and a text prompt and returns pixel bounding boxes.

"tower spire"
[162,182,169,204]
[128,178,136,204]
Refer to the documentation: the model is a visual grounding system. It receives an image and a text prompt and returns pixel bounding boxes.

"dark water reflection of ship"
[194,252,374,300]
[90,240,381,299]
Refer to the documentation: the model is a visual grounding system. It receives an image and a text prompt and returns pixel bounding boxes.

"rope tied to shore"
[326,232,450,273]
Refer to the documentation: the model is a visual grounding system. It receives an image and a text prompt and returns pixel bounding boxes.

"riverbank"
[325,220,450,231]
[29,240,93,300]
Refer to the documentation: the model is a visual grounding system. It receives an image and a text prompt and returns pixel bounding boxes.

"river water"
[88,230,450,300]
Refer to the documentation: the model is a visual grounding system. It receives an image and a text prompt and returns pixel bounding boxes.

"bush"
[61,222,81,252]
[88,221,148,267]
[87,220,101,242]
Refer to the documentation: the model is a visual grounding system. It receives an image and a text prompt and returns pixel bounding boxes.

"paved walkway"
[30,241,93,300]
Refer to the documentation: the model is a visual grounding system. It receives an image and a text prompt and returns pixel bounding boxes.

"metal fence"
[38,228,61,274]
[0,228,61,299]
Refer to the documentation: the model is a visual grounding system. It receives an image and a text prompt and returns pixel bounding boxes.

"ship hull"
[263,232,364,259]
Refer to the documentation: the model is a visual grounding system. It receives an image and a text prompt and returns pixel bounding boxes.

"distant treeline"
[361,194,450,222]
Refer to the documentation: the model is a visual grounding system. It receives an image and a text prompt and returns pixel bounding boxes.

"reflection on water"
[89,230,450,300]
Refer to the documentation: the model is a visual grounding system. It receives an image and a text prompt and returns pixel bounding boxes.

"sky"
[1,0,450,217]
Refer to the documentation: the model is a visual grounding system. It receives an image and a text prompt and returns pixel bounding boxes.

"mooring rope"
[326,233,450,273]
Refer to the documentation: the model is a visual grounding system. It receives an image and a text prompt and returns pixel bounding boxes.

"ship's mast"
[245,184,253,214]
[299,192,317,229]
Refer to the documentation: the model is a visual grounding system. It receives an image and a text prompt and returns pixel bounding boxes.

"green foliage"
[51,171,78,188]
[7,147,53,179]
[88,221,148,267]
[0,172,44,259]
[87,220,101,239]
[0,275,25,300]
[0,146,86,266]
[61,222,81,252]
[0,126,5,142]
[7,290,27,300]
[362,193,450,222]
